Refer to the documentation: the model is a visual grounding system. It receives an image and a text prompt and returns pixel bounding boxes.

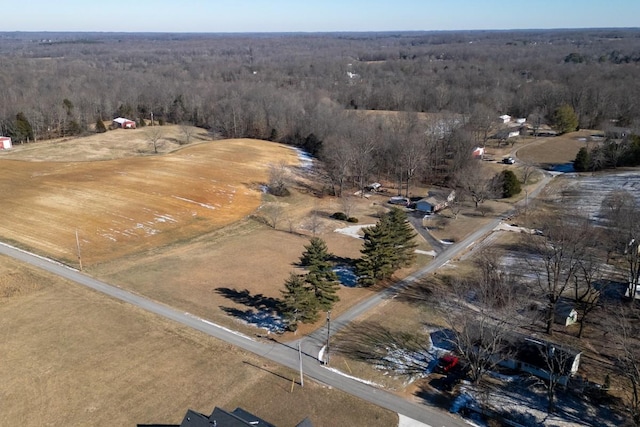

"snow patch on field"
[172,195,217,210]
[415,249,437,257]
[323,366,384,388]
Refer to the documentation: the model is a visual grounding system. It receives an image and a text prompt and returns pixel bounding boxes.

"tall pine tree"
[299,237,340,311]
[356,208,417,287]
[280,273,319,331]
[386,207,418,269]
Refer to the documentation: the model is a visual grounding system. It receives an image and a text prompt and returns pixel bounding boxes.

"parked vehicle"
[502,157,515,164]
[436,354,460,374]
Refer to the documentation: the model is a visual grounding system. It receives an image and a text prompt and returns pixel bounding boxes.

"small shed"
[554,300,578,327]
[498,114,511,123]
[112,117,137,129]
[472,146,485,159]
[0,136,12,150]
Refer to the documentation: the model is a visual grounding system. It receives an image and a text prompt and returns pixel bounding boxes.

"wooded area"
[1,29,639,189]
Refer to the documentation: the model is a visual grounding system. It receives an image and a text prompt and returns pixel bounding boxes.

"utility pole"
[75,229,83,271]
[150,111,154,126]
[325,310,331,365]
[298,341,304,387]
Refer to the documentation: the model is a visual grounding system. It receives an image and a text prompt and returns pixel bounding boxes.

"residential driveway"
[408,213,446,254]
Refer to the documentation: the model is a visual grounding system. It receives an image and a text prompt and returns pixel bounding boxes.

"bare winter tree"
[261,202,285,229]
[599,190,640,300]
[322,135,352,197]
[524,212,594,335]
[437,250,529,384]
[612,305,640,425]
[339,195,356,218]
[179,122,196,145]
[454,161,498,208]
[145,127,164,154]
[535,341,581,414]
[302,209,322,236]
[267,162,289,197]
[572,247,608,338]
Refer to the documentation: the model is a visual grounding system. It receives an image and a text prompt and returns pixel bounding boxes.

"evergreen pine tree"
[386,207,418,269]
[356,208,417,287]
[500,170,522,198]
[305,271,340,311]
[95,118,107,133]
[15,112,34,142]
[299,237,340,310]
[356,220,396,286]
[300,237,331,267]
[573,147,590,171]
[280,273,319,331]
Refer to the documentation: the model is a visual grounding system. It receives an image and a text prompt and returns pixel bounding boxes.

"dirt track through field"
[0,139,298,264]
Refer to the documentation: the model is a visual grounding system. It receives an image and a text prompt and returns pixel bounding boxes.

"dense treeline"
[574,134,640,171]
[1,29,639,187]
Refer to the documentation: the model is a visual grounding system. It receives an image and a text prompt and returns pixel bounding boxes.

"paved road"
[0,242,467,427]
[301,171,553,360]
[0,171,554,427]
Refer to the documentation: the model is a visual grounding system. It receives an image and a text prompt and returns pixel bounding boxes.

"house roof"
[179,407,276,427]
[113,117,134,124]
[417,197,439,205]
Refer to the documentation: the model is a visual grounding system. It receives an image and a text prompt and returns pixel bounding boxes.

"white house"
[0,136,12,150]
[498,114,511,123]
[505,337,581,386]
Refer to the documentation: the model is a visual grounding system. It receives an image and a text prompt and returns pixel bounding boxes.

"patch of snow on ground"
[154,214,177,223]
[334,265,358,287]
[415,249,437,257]
[493,222,539,234]
[323,366,384,388]
[222,308,286,334]
[293,147,314,170]
[184,312,255,341]
[334,224,375,239]
[172,195,217,210]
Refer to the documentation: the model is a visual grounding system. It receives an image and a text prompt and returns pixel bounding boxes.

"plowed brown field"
[0,137,298,265]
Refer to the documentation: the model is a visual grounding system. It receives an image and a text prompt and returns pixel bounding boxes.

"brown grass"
[0,136,299,265]
[0,255,397,427]
[516,130,596,166]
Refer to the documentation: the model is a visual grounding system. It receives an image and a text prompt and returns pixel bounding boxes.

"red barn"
[0,136,12,150]
[112,117,136,129]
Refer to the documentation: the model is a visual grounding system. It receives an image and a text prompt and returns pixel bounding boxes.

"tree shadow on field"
[216,287,286,333]
[216,287,281,311]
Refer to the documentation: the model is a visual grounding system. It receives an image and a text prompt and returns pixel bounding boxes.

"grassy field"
[515,130,597,167]
[0,124,575,424]
[0,255,397,426]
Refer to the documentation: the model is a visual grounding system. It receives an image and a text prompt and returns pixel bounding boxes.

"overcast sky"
[3,0,639,32]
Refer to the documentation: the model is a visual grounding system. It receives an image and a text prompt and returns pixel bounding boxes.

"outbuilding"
[0,136,12,150]
[112,117,137,129]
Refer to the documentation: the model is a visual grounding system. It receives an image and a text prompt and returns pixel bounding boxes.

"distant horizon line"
[1,27,639,35]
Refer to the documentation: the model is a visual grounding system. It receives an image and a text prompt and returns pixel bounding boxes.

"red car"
[437,354,459,373]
